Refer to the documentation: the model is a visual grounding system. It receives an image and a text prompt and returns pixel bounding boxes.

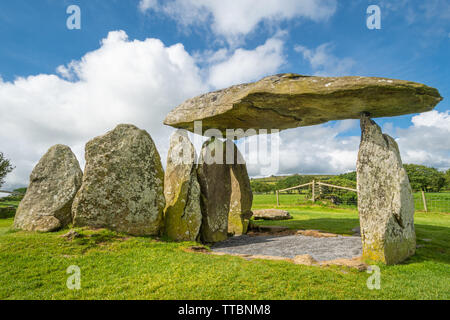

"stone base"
[362,237,416,265]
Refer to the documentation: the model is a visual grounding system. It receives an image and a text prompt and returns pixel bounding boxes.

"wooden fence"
[276,180,357,206]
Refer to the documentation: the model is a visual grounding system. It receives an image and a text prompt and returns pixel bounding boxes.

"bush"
[0,207,16,219]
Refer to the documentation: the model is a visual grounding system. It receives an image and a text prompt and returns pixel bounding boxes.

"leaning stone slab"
[227,140,253,236]
[72,124,165,236]
[14,145,82,232]
[164,130,202,241]
[253,209,292,221]
[164,73,442,134]
[197,138,231,243]
[357,114,416,265]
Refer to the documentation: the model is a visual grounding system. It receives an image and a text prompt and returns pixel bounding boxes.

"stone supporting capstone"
[164,130,202,241]
[357,114,416,264]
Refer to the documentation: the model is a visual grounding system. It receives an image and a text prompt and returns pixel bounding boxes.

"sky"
[0,0,449,190]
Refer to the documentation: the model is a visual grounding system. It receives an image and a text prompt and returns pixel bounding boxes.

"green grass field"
[0,200,19,208]
[256,192,450,213]
[0,196,449,300]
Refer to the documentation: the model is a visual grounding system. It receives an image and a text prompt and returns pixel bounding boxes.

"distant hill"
[251,174,336,184]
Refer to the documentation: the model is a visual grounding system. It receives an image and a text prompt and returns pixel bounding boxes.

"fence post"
[312,180,315,203]
[421,190,428,212]
[276,190,279,207]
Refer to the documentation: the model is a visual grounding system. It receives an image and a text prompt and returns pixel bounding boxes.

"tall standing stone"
[357,114,416,264]
[72,124,165,236]
[14,145,82,232]
[197,138,231,243]
[227,140,253,236]
[164,130,202,241]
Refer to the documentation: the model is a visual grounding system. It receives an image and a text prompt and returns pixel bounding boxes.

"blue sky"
[0,0,449,188]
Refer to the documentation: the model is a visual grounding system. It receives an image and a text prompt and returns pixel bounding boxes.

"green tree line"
[251,164,450,194]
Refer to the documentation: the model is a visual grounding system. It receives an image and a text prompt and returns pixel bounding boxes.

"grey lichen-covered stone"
[253,209,293,221]
[164,130,202,241]
[197,138,231,243]
[357,114,416,265]
[72,124,165,236]
[164,73,442,135]
[14,145,82,232]
[227,140,253,236]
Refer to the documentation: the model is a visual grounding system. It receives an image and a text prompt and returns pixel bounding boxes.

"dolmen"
[164,73,443,264]
[14,73,443,265]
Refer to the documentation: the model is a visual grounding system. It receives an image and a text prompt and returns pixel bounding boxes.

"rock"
[14,145,82,232]
[227,140,253,236]
[352,226,361,236]
[164,73,443,135]
[253,209,292,220]
[357,114,416,265]
[249,225,290,234]
[164,130,202,241]
[293,254,318,266]
[197,138,231,243]
[296,230,338,238]
[320,257,368,271]
[61,230,82,241]
[72,124,165,236]
[248,255,293,262]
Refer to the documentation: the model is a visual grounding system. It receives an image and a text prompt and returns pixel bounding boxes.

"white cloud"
[139,0,158,12]
[295,43,355,76]
[139,0,337,44]
[0,30,289,189]
[1,31,448,190]
[244,120,360,177]
[207,36,285,89]
[0,31,207,189]
[395,111,450,170]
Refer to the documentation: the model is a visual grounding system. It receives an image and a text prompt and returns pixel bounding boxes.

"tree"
[445,169,450,191]
[250,181,275,194]
[404,164,446,192]
[0,152,14,188]
[338,171,357,181]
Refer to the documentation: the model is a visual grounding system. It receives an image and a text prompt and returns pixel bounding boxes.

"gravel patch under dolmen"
[212,234,362,262]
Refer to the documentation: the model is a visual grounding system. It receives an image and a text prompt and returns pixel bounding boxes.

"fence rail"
[276,180,358,207]
[274,182,450,213]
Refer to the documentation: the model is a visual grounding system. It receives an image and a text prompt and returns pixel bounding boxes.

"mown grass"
[0,195,449,300]
[0,200,19,208]
[255,192,450,213]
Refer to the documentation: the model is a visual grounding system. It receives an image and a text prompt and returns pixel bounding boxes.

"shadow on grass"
[411,223,450,265]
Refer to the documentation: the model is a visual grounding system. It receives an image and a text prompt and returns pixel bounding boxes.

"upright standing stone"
[164,130,202,241]
[72,124,165,236]
[357,114,416,264]
[227,140,253,236]
[14,145,82,232]
[197,138,231,243]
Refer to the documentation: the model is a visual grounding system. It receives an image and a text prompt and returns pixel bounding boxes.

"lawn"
[0,200,20,208]
[0,196,449,300]
[255,192,450,213]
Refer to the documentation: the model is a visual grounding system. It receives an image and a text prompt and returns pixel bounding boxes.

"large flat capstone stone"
[164,73,442,134]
